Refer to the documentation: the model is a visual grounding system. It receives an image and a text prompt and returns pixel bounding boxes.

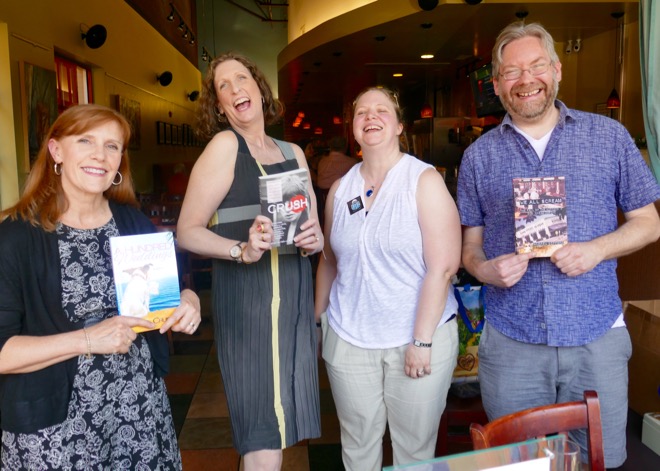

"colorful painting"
[115,95,141,150]
[21,62,58,170]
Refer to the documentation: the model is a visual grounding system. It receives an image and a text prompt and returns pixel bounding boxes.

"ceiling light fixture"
[421,54,434,59]
[393,73,403,77]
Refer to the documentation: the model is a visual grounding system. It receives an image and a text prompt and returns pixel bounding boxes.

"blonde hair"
[491,22,559,78]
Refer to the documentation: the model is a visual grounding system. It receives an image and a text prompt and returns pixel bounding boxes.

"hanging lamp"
[606,12,624,110]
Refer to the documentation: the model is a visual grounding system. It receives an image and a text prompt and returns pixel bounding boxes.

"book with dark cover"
[110,231,180,332]
[259,168,310,247]
[513,176,567,257]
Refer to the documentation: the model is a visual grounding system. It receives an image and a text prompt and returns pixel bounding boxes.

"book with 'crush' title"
[110,231,180,332]
[259,167,310,247]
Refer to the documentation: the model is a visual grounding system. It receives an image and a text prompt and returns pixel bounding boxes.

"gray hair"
[491,22,560,77]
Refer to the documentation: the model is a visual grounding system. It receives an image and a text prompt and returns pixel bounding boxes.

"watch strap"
[230,242,243,263]
[412,338,432,348]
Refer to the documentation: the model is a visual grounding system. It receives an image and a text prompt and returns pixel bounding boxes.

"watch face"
[230,244,242,259]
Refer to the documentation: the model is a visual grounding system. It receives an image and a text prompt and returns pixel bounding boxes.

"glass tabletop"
[383,436,566,470]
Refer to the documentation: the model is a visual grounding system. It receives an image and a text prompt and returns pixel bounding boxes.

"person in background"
[0,104,202,470]
[316,136,358,190]
[304,141,323,187]
[315,86,460,470]
[457,21,660,468]
[176,52,322,471]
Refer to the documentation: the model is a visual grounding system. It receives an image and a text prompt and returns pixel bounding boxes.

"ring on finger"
[315,235,319,242]
[257,224,263,233]
[417,369,425,375]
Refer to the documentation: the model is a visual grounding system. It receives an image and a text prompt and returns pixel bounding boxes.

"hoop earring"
[54,162,62,176]
[214,106,224,121]
[112,171,123,186]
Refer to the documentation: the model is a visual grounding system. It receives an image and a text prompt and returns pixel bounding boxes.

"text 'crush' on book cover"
[259,168,310,247]
[110,231,180,332]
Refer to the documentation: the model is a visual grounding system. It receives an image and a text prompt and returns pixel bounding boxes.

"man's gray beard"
[501,77,559,121]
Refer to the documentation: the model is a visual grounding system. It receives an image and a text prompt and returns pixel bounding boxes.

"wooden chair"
[469,390,605,471]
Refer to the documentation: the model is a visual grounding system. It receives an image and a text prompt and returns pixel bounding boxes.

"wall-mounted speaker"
[81,24,107,49]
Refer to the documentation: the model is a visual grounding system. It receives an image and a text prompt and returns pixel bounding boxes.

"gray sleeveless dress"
[209,129,320,455]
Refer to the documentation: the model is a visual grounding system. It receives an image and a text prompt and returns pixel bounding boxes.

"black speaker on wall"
[81,24,107,49]
[418,0,439,11]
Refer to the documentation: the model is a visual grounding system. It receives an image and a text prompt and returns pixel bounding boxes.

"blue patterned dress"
[1,219,181,470]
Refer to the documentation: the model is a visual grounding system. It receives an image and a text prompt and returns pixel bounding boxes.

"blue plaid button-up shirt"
[457,101,660,346]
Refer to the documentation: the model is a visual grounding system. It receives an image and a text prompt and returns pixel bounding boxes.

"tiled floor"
[166,289,660,470]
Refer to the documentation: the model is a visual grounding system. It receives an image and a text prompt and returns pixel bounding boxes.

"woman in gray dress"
[177,52,322,470]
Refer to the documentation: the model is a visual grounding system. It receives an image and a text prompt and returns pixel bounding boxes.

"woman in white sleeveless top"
[315,87,461,470]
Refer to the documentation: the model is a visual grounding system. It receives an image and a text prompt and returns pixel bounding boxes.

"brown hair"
[197,52,284,140]
[0,104,138,231]
[352,86,404,124]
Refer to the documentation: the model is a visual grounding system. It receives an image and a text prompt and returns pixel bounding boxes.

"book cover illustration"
[110,231,180,332]
[259,167,310,247]
[513,176,567,257]
[453,284,485,380]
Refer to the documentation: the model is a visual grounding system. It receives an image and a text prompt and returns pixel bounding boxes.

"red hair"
[0,104,138,231]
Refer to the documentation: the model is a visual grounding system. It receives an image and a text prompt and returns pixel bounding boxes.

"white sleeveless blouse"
[326,154,458,349]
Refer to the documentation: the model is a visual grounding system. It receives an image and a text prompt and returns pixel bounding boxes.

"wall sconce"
[167,6,175,21]
[187,91,200,102]
[157,71,173,87]
[182,29,189,40]
[201,47,210,62]
[81,24,107,49]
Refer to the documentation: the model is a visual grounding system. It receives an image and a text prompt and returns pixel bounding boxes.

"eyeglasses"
[499,63,552,81]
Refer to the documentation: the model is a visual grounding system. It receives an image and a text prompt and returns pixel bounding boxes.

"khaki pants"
[321,316,458,471]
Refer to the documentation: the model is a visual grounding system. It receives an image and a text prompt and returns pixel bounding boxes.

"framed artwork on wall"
[156,121,166,145]
[115,95,141,150]
[165,123,172,145]
[19,61,58,171]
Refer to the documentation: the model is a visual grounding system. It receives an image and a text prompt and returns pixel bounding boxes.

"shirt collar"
[499,100,577,134]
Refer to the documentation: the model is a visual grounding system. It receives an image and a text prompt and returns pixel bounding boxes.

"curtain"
[639,0,660,182]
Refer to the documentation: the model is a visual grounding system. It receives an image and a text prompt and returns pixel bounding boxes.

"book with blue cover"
[110,231,180,332]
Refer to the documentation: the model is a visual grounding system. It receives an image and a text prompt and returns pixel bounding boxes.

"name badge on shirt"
[346,196,364,215]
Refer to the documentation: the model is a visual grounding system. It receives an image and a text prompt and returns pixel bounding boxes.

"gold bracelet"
[83,328,93,359]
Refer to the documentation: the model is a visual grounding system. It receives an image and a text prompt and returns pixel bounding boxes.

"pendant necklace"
[366,186,375,198]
